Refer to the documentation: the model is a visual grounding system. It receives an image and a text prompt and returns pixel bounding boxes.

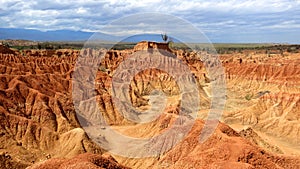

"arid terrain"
[0,41,299,169]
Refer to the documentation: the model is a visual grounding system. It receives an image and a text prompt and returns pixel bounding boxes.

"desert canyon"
[0,41,299,169]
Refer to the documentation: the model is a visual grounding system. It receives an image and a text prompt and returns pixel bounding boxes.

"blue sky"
[0,0,300,43]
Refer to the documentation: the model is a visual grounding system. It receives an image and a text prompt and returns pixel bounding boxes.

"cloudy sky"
[1,0,300,43]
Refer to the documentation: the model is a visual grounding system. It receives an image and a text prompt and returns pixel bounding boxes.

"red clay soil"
[0,45,15,55]
[0,42,299,169]
[28,153,129,169]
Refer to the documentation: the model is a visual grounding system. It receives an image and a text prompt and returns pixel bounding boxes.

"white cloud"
[0,0,299,42]
[262,20,300,29]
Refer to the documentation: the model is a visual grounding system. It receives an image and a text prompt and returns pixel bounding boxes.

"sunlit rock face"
[0,43,300,169]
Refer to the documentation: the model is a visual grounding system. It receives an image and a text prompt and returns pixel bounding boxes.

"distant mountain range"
[0,28,169,42]
[0,28,96,41]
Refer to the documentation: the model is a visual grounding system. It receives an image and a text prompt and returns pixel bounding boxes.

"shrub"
[245,94,253,101]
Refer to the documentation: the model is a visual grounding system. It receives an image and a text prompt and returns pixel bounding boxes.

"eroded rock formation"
[0,43,299,169]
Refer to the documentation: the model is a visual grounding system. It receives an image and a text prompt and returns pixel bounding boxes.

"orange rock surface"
[0,43,299,169]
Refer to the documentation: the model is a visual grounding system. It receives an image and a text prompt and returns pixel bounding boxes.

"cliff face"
[0,42,299,169]
[222,50,300,153]
[133,41,172,53]
[0,47,106,168]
